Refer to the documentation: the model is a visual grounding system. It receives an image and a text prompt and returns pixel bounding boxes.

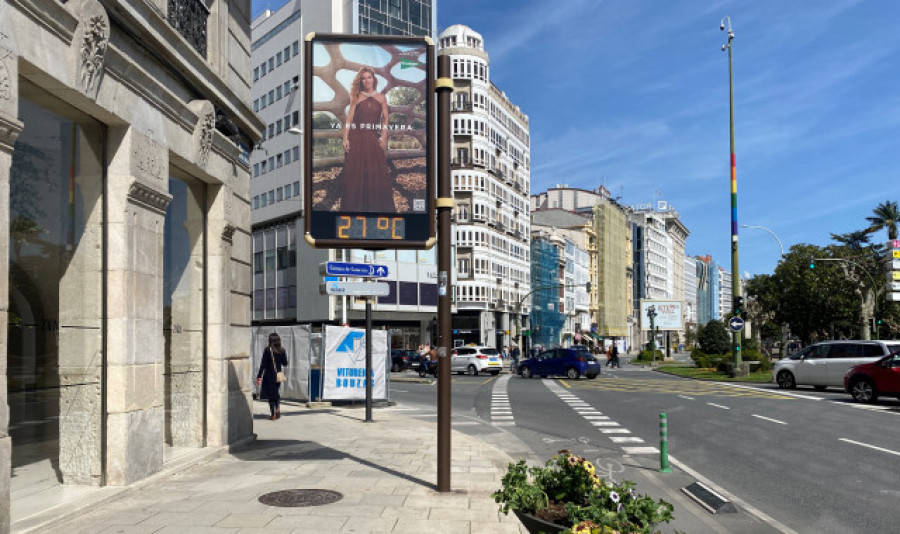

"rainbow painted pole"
[722,16,742,372]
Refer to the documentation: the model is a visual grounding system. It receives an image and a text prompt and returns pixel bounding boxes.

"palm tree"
[866,200,900,240]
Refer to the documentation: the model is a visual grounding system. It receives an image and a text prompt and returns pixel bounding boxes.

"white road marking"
[622,446,659,455]
[839,438,900,457]
[751,414,787,425]
[678,394,695,400]
[609,437,644,443]
[491,374,515,426]
[716,382,823,400]
[591,421,620,427]
[600,428,632,434]
[669,455,798,534]
[583,415,610,420]
[707,402,730,410]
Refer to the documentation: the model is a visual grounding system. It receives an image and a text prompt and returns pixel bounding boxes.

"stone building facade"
[0,0,262,528]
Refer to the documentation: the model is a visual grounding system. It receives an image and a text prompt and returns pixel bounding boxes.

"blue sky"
[252,0,900,276]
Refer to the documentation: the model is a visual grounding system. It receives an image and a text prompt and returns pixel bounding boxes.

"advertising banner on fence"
[304,33,434,248]
[322,325,388,400]
[640,300,684,330]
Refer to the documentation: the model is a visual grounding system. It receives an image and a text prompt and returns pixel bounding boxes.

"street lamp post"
[647,305,657,364]
[742,224,786,358]
[741,224,784,258]
[514,282,591,360]
[721,16,743,375]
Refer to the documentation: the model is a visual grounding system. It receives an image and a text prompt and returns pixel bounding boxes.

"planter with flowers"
[492,450,674,534]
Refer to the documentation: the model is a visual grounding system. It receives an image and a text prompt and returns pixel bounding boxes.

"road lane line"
[707,402,730,410]
[591,421,620,426]
[609,437,644,443]
[622,446,659,455]
[668,455,798,534]
[751,414,787,425]
[839,438,900,457]
[600,428,631,434]
[557,380,572,389]
[583,416,610,420]
[678,394,695,400]
[715,382,822,400]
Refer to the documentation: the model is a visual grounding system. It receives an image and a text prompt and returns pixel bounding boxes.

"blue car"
[518,347,601,379]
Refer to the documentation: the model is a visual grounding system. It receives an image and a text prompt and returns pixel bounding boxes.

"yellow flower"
[582,460,596,476]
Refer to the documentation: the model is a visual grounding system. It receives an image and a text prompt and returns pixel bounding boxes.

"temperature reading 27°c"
[337,215,405,240]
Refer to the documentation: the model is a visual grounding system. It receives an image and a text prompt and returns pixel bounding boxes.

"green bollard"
[659,412,671,473]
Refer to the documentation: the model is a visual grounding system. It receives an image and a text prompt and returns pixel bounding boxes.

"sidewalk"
[26,402,525,534]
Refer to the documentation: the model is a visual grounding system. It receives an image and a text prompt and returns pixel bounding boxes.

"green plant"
[699,320,730,354]
[740,349,772,372]
[635,349,663,362]
[493,451,674,533]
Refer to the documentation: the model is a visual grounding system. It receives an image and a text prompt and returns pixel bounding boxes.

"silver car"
[773,340,900,390]
[450,346,503,376]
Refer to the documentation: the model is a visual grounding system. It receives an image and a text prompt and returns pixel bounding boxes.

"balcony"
[167,0,209,58]
[452,102,473,112]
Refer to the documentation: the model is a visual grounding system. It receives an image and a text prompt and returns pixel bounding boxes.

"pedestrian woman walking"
[256,333,288,421]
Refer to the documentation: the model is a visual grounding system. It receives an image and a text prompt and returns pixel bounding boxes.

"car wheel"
[520,366,533,379]
[391,363,400,372]
[813,385,827,391]
[776,370,796,389]
[850,378,878,403]
[467,364,478,376]
[586,374,597,379]
[566,367,579,380]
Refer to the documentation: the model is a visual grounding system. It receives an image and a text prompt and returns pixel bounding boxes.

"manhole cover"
[258,489,343,507]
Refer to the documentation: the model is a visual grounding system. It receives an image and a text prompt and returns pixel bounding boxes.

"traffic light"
[809,257,815,269]
[733,295,744,317]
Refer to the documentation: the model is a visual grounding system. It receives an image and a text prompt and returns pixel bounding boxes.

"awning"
[588,332,603,341]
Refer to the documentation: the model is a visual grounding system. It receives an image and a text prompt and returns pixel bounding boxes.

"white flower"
[609,491,620,503]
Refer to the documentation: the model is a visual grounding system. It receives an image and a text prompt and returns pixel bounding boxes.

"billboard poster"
[322,325,388,400]
[640,300,684,331]
[304,33,434,249]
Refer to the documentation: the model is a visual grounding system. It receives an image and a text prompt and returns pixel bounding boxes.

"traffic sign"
[728,316,745,332]
[320,261,389,278]
[319,281,390,296]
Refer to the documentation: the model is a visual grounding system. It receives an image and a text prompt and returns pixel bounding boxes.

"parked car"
[773,340,900,390]
[844,352,900,403]
[390,349,416,372]
[450,346,503,376]
[518,347,601,379]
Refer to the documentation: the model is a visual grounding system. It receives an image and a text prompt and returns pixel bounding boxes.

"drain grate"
[258,489,343,507]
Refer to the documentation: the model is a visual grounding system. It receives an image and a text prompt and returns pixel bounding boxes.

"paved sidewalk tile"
[29,404,523,534]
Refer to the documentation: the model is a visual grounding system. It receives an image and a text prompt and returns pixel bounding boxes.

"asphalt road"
[387,361,900,534]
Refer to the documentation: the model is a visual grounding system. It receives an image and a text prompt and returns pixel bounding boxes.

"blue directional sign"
[728,316,745,332]
[320,262,389,278]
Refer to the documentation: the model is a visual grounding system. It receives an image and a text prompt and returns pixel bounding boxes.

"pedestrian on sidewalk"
[256,333,288,421]
[611,343,620,368]
[605,345,613,367]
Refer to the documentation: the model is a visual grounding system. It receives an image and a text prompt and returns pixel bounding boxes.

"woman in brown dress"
[341,67,394,212]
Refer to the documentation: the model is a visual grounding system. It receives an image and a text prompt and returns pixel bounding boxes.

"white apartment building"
[718,267,733,320]
[249,0,439,348]
[684,255,699,326]
[440,25,532,349]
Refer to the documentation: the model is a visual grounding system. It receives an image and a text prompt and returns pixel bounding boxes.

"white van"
[773,340,900,390]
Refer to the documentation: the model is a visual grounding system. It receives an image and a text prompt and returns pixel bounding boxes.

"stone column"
[205,184,253,447]
[0,39,23,532]
[105,127,170,485]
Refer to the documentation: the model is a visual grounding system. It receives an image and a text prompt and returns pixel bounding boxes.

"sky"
[252,0,900,277]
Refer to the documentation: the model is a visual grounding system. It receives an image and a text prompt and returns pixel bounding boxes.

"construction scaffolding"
[530,237,565,349]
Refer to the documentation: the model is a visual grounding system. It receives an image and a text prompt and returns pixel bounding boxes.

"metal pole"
[659,413,671,472]
[435,55,453,492]
[722,16,742,373]
[365,297,373,422]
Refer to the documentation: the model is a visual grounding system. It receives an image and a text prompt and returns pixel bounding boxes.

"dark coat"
[257,348,288,400]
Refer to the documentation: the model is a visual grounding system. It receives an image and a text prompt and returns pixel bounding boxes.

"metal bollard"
[659,412,671,472]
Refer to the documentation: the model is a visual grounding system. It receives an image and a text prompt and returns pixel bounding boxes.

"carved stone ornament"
[189,100,215,169]
[128,181,172,216]
[0,60,10,101]
[72,0,110,99]
[221,224,236,244]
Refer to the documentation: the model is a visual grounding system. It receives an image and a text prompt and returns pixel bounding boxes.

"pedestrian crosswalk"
[544,379,659,456]
[491,374,515,426]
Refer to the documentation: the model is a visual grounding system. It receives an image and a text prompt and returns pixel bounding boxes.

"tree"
[698,320,730,355]
[866,200,899,241]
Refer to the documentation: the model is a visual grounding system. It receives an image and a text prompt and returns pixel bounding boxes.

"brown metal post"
[435,55,453,492]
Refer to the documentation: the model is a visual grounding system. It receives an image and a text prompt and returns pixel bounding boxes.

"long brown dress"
[342,96,394,212]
